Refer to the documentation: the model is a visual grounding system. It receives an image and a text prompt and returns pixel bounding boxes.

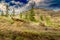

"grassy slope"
[0,16,59,40]
[0,8,60,40]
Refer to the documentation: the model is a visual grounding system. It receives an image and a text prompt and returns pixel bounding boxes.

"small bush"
[8,19,14,24]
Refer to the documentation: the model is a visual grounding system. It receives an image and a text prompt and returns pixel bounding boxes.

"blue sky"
[0,0,29,13]
[0,0,29,7]
[0,0,60,13]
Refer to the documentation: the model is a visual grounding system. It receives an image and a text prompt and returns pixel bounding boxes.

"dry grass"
[0,29,60,40]
[0,15,60,32]
[0,8,60,40]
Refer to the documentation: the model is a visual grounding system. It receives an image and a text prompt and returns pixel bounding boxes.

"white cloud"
[33,0,44,3]
[15,1,20,5]
[11,1,20,5]
[0,0,57,14]
[0,0,44,14]
[11,1,15,4]
[9,0,45,14]
[0,3,6,11]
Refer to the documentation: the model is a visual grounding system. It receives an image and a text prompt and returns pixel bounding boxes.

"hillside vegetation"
[0,8,60,40]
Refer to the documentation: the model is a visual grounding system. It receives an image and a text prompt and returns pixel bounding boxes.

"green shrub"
[29,15,36,21]
[45,16,52,26]
[29,8,36,22]
[15,36,24,40]
[25,13,28,20]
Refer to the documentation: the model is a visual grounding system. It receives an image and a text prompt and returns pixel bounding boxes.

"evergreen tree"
[6,4,9,16]
[45,16,52,26]
[20,13,22,19]
[1,11,4,16]
[29,1,36,21]
[25,13,28,20]
[40,15,44,21]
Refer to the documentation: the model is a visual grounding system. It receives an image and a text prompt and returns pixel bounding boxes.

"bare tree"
[12,8,15,16]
